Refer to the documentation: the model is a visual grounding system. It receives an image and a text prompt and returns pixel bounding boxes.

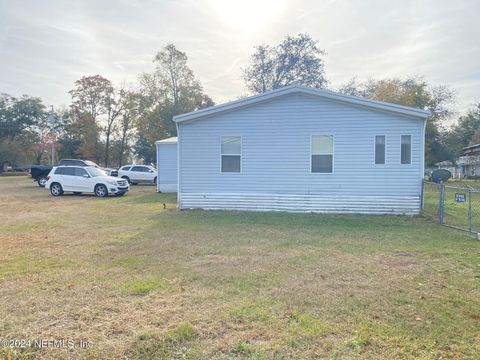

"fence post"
[439,183,445,224]
[468,190,472,233]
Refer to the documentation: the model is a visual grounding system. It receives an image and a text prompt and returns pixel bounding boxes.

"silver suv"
[118,165,157,185]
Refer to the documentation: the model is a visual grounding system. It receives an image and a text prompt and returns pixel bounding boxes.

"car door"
[120,166,131,178]
[52,167,67,187]
[138,166,150,183]
[130,166,144,182]
[145,166,156,182]
[140,166,154,182]
[73,167,91,192]
[60,167,76,191]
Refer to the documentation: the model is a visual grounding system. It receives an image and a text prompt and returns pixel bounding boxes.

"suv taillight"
[46,176,50,181]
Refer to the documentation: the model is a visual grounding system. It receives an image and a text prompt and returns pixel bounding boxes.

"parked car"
[30,165,54,187]
[118,165,157,185]
[30,159,118,187]
[44,166,129,197]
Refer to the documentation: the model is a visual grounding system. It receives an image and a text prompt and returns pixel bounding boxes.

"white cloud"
[0,0,478,112]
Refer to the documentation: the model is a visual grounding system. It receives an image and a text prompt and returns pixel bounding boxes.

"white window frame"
[310,134,334,174]
[400,134,413,165]
[374,135,387,165]
[220,135,242,173]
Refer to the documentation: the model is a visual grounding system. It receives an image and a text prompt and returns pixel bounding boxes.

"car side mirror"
[83,174,90,178]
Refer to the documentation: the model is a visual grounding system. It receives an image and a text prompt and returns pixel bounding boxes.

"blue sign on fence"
[455,193,466,202]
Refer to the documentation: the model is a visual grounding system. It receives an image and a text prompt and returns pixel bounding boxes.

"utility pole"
[47,105,56,165]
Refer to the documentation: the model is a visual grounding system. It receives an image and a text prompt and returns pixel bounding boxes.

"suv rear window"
[121,166,131,171]
[59,159,83,166]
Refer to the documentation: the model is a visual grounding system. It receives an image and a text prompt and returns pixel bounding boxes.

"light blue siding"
[156,143,177,193]
[178,93,425,214]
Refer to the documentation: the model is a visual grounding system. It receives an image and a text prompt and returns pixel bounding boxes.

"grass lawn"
[0,176,479,359]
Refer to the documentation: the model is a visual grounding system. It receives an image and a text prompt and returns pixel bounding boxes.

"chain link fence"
[423,181,480,236]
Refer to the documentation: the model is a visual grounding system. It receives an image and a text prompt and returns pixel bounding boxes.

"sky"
[0,0,479,115]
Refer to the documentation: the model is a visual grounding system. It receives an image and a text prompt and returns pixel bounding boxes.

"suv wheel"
[95,184,108,198]
[38,176,48,187]
[50,183,63,196]
[121,176,130,184]
[153,177,157,185]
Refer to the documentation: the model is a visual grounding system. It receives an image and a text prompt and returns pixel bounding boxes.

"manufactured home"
[173,85,429,215]
[155,137,178,193]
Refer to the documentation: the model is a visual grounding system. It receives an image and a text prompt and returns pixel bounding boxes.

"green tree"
[117,90,141,167]
[133,134,155,164]
[339,77,455,166]
[54,108,82,160]
[243,33,328,94]
[135,44,213,162]
[69,75,113,163]
[103,88,126,166]
[470,128,480,145]
[0,93,46,139]
[443,103,480,158]
[0,93,47,169]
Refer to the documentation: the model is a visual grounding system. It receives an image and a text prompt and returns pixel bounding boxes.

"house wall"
[177,93,425,214]
[464,164,480,177]
[156,143,177,192]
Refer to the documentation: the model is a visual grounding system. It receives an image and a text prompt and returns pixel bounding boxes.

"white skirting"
[178,192,421,215]
[157,183,177,193]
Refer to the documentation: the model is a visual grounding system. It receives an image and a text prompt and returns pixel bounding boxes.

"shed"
[155,137,178,193]
[173,85,430,214]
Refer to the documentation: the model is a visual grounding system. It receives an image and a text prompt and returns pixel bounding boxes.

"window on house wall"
[221,136,241,172]
[401,135,412,164]
[311,135,333,173]
[375,135,386,164]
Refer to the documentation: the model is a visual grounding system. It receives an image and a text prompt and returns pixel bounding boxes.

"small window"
[74,167,88,177]
[55,167,66,175]
[401,135,412,164]
[311,135,333,173]
[221,136,241,173]
[60,167,75,176]
[375,135,386,164]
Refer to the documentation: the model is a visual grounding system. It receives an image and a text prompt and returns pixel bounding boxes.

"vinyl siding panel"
[178,93,424,214]
[156,143,177,192]
[179,193,421,215]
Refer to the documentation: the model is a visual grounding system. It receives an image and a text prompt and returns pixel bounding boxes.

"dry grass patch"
[128,322,199,359]
[0,177,479,359]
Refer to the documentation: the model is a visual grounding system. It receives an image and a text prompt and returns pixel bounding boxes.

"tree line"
[1,34,478,170]
[0,44,213,169]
